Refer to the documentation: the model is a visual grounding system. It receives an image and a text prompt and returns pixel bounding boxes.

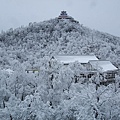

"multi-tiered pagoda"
[58,11,73,19]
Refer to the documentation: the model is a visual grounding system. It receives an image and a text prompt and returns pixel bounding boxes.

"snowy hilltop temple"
[58,11,78,23]
[58,11,73,19]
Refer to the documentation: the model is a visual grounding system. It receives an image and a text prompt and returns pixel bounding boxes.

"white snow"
[55,55,98,64]
[3,69,14,74]
[89,60,117,72]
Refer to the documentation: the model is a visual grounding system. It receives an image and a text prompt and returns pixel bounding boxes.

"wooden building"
[54,55,118,83]
[89,60,118,81]
[57,11,79,23]
[58,11,73,19]
[25,68,39,76]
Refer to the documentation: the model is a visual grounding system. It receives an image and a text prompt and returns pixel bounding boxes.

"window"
[105,73,115,79]
[80,74,86,78]
[88,74,94,78]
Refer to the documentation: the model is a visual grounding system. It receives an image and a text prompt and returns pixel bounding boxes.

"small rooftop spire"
[60,11,68,16]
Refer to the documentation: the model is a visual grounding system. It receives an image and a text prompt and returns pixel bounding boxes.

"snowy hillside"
[0,18,120,67]
[0,17,120,120]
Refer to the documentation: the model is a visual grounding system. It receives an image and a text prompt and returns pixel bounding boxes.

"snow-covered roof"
[2,69,14,74]
[89,60,118,72]
[55,55,98,64]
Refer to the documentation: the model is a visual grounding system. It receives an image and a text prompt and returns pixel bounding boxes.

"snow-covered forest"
[0,18,120,120]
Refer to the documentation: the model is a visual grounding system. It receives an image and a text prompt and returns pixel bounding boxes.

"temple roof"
[54,55,98,64]
[89,60,118,72]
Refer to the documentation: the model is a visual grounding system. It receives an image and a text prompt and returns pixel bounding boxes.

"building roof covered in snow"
[54,55,98,64]
[89,60,118,72]
[3,69,14,74]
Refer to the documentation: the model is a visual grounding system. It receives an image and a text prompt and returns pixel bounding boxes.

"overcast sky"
[0,0,120,37]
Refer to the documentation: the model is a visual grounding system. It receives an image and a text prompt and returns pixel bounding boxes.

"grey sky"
[0,0,120,37]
